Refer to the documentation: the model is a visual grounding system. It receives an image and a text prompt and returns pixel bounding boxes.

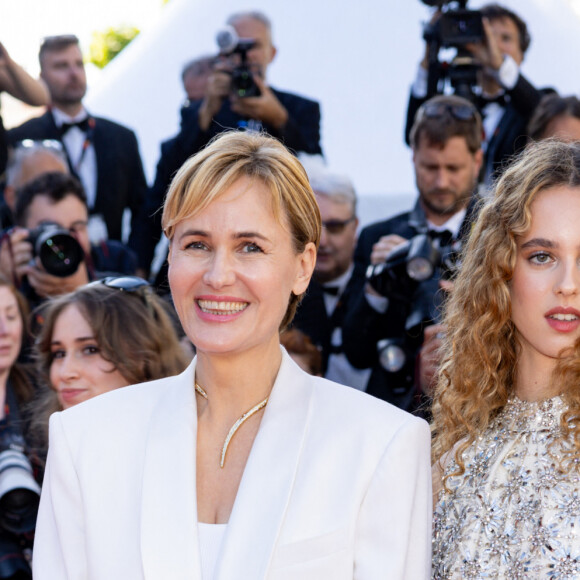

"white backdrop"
[83,0,580,225]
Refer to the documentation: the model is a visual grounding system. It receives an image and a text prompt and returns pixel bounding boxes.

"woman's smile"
[168,175,314,357]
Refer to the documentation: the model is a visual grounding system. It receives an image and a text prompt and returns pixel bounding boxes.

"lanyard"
[60,117,96,177]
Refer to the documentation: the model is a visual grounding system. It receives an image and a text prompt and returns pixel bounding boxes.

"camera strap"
[60,117,96,178]
[1,382,24,435]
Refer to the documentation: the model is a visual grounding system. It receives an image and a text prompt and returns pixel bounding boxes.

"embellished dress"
[432,396,580,579]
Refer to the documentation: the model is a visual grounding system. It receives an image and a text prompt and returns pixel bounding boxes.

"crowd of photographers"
[0,4,578,576]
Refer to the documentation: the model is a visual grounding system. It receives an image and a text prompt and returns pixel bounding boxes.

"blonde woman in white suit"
[33,131,432,580]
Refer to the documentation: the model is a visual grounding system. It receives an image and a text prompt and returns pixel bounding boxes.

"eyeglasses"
[14,139,64,152]
[322,217,356,235]
[97,276,150,292]
[418,102,478,122]
[88,276,154,314]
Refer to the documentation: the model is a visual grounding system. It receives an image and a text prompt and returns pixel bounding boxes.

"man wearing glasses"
[292,170,370,391]
[342,94,483,413]
[7,35,147,249]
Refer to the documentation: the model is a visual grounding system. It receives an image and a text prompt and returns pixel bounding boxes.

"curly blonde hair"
[431,139,580,473]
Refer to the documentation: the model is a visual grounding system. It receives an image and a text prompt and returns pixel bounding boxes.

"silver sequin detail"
[433,396,580,579]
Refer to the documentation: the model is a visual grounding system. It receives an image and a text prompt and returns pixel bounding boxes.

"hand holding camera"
[0,225,87,297]
[198,60,234,131]
[230,75,289,129]
[198,26,289,131]
[465,17,504,73]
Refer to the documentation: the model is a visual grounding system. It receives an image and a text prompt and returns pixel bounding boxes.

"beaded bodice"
[432,396,580,579]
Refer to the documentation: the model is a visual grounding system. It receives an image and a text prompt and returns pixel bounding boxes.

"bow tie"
[322,285,341,296]
[60,117,91,135]
[428,229,454,248]
[478,93,507,110]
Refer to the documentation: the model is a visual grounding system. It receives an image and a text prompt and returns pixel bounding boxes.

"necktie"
[60,117,91,135]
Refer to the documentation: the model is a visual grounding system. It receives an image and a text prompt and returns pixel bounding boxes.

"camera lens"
[377,340,407,373]
[0,449,41,534]
[407,256,435,281]
[36,231,84,278]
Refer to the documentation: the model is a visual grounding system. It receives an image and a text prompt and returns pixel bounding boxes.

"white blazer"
[33,350,432,579]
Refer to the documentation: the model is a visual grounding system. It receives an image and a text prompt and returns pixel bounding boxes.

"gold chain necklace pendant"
[195,382,268,468]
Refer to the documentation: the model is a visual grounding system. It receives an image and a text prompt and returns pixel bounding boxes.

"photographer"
[131,10,323,276]
[342,94,482,413]
[0,173,137,309]
[0,275,41,579]
[405,3,547,187]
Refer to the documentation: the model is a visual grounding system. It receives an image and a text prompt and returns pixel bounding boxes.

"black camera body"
[438,8,484,47]
[421,0,484,102]
[366,233,459,376]
[216,27,261,99]
[27,224,84,278]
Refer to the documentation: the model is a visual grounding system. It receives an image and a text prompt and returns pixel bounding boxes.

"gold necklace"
[195,382,268,468]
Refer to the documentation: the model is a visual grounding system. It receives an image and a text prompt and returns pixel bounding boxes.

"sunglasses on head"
[15,139,64,152]
[88,276,154,313]
[322,217,356,235]
[418,102,478,122]
[97,276,150,292]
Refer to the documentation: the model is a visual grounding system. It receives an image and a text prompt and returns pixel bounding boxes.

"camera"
[0,429,40,534]
[366,233,457,302]
[28,224,85,278]
[421,0,484,102]
[366,233,458,373]
[216,26,261,99]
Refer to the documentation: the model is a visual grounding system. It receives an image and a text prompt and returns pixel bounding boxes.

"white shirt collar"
[52,106,89,127]
[427,207,466,238]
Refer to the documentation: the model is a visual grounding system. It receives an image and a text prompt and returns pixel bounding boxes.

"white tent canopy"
[85,0,580,225]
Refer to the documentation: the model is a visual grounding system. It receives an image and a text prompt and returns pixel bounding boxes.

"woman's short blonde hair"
[432,139,580,471]
[162,131,321,329]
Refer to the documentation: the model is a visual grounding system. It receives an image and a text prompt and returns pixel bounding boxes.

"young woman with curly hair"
[431,139,580,578]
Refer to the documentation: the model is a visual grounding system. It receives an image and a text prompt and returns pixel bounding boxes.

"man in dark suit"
[132,10,323,275]
[342,94,483,412]
[292,170,370,391]
[7,35,147,250]
[405,3,543,187]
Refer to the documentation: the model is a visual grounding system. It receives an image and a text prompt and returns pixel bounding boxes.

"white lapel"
[140,359,202,580]
[215,350,313,579]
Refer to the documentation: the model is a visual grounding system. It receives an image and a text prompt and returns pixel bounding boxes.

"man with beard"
[341,94,483,413]
[8,35,147,249]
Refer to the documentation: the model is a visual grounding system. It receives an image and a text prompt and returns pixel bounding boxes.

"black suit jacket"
[341,197,479,411]
[7,110,148,248]
[292,274,365,375]
[405,73,546,182]
[131,88,323,272]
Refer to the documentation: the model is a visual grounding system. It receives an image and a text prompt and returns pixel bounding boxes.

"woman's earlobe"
[293,243,317,294]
